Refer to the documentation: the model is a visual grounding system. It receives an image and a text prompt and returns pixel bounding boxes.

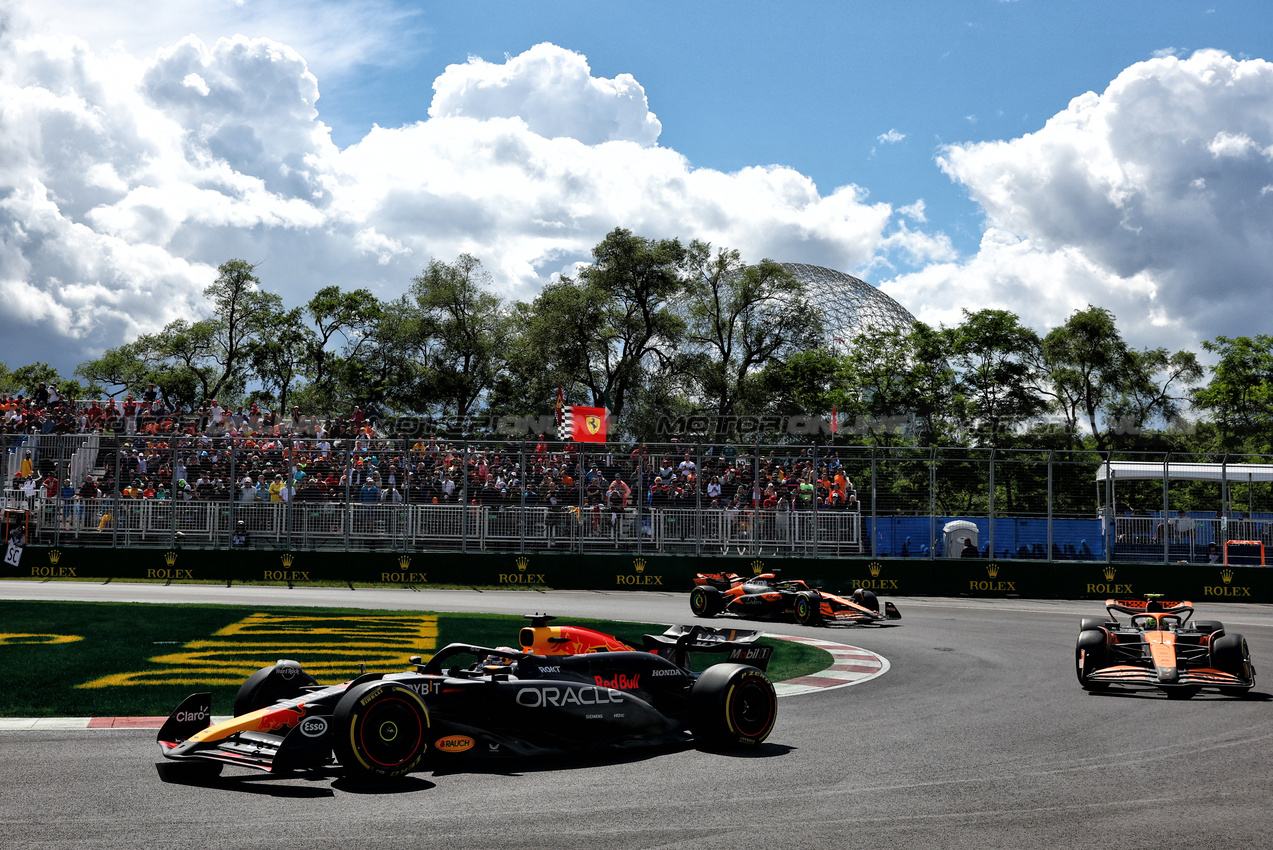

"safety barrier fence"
[4,545,1268,604]
[2,436,1271,564]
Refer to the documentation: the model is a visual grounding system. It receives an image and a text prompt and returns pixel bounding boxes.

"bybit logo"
[750,559,765,576]
[1103,566,1117,581]
[48,550,61,565]
[986,563,999,579]
[868,562,882,577]
[515,556,529,572]
[633,558,646,574]
[164,551,178,566]
[398,554,411,570]
[1221,569,1234,585]
[280,553,294,568]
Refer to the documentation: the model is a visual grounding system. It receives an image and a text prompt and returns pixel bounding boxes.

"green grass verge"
[0,600,831,717]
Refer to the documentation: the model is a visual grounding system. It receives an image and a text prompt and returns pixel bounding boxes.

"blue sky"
[5,0,1273,375]
[318,1,1269,257]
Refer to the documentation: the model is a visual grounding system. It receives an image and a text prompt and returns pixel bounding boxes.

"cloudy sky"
[3,0,1272,376]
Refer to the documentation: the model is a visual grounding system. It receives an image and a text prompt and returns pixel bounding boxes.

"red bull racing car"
[1075,596,1256,698]
[156,617,778,783]
[690,570,900,626]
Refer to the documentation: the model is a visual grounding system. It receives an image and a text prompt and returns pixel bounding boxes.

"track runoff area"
[0,635,888,729]
[0,584,893,729]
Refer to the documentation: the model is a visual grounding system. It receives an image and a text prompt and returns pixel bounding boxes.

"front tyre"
[333,681,429,783]
[794,592,821,626]
[1211,633,1254,687]
[690,663,777,748]
[234,660,318,717]
[1075,629,1109,691]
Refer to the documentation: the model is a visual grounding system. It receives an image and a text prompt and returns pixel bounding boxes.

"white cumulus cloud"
[0,26,939,370]
[893,49,1273,351]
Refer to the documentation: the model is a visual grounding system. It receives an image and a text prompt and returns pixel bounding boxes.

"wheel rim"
[727,678,775,740]
[691,590,706,613]
[357,698,425,768]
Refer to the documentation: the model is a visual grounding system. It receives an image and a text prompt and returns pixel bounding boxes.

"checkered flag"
[557,406,573,441]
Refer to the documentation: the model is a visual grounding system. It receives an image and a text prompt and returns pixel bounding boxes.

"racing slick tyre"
[851,589,880,614]
[234,660,318,717]
[689,663,777,749]
[794,591,822,626]
[690,586,723,618]
[1075,629,1109,691]
[332,681,430,783]
[1078,618,1117,632]
[1211,633,1253,684]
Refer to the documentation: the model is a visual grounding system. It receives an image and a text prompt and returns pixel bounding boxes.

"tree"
[949,309,1045,445]
[1192,335,1273,452]
[399,255,511,420]
[521,229,692,424]
[201,260,283,402]
[682,248,822,417]
[299,285,385,410]
[1043,305,1203,450]
[246,306,316,412]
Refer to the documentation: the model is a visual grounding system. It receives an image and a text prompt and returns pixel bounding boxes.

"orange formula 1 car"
[690,571,900,626]
[1075,596,1256,698]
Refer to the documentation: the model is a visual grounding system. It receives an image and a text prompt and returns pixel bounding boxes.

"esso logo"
[298,717,329,738]
[175,709,209,722]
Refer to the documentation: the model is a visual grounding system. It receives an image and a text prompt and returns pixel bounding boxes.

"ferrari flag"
[558,405,609,443]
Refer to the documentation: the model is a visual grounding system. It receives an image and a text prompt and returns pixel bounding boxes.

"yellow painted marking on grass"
[77,613,438,689]
[0,633,83,646]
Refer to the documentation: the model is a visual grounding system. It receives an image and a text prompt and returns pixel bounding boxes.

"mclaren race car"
[1075,596,1256,698]
[156,617,778,783]
[690,570,901,626]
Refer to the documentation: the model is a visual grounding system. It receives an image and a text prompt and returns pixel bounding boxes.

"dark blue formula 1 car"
[157,617,778,783]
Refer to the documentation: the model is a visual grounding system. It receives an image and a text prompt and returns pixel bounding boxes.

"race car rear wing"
[1106,598,1194,620]
[641,625,772,671]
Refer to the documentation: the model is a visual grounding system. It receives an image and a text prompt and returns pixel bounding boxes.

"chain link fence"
[3,434,1270,563]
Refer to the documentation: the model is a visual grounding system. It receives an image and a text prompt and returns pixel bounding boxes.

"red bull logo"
[594,673,640,690]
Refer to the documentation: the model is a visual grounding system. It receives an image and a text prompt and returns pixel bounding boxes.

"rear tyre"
[1075,629,1109,691]
[690,663,777,748]
[1079,617,1117,632]
[851,589,880,614]
[793,592,821,626]
[690,586,723,618]
[234,660,318,717]
[333,681,429,783]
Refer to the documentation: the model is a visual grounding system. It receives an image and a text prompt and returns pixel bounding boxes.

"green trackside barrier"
[4,546,1270,603]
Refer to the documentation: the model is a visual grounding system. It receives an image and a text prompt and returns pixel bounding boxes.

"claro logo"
[516,686,624,708]
[175,708,210,722]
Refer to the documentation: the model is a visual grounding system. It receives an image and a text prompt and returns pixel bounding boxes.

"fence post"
[870,447,877,558]
[988,447,996,559]
[928,446,936,560]
[1047,450,1054,562]
[1162,453,1170,564]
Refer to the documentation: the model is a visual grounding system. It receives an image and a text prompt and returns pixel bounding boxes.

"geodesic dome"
[778,263,917,344]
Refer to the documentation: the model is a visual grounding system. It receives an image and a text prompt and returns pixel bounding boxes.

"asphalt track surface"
[4,582,1273,849]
